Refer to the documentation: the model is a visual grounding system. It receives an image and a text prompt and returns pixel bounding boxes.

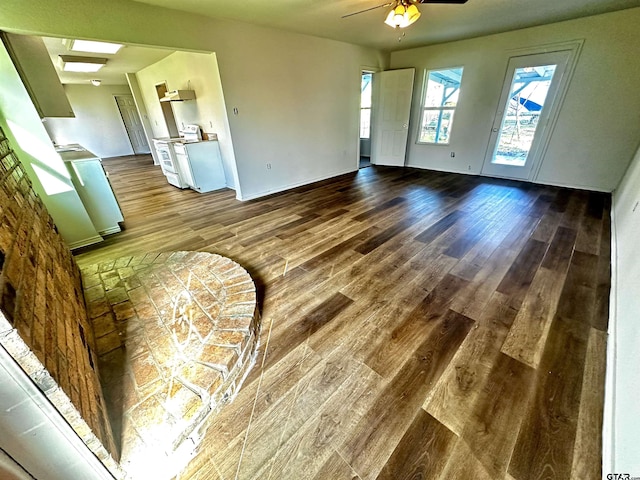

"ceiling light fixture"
[384,1,421,29]
[90,79,102,86]
[58,55,108,73]
[63,39,123,55]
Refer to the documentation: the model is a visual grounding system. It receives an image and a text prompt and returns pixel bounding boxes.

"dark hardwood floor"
[75,154,609,480]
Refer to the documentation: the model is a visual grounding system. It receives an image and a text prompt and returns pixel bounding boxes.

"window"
[360,72,373,139]
[418,67,464,144]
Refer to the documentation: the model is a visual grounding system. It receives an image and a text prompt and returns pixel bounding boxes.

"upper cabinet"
[1,32,74,118]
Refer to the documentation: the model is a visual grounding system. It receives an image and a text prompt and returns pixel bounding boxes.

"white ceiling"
[41,36,175,85]
[39,0,640,85]
[131,0,640,51]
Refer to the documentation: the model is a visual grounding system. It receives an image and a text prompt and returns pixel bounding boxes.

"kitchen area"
[152,125,226,193]
[0,30,244,480]
[0,31,239,249]
[133,48,239,194]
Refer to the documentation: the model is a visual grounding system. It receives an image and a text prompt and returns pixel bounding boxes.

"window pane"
[492,64,557,166]
[361,73,373,109]
[419,67,463,144]
[360,108,371,139]
[418,109,455,144]
[424,67,463,107]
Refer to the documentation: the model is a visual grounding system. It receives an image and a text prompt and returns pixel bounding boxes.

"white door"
[371,68,415,166]
[115,95,151,154]
[481,50,574,180]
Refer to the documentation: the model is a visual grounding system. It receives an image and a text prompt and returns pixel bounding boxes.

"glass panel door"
[481,50,573,181]
[492,64,556,166]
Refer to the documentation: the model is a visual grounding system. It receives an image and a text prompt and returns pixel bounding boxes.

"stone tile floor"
[81,251,260,480]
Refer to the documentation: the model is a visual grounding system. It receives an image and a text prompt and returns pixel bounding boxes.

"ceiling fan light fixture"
[405,4,421,25]
[384,2,421,29]
[384,5,403,28]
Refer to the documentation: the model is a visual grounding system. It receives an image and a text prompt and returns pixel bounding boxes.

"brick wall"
[0,127,120,471]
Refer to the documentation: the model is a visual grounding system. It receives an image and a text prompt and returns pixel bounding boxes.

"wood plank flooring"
[75,155,610,480]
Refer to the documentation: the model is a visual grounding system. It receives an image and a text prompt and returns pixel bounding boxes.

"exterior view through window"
[492,64,557,166]
[418,67,464,144]
[360,73,373,138]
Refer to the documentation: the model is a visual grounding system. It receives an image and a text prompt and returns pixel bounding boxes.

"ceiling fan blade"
[342,2,394,18]
[418,0,469,3]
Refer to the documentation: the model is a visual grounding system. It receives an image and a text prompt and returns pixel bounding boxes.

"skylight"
[63,39,123,55]
[58,55,107,72]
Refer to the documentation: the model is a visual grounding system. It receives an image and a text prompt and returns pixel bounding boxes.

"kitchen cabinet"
[1,32,74,118]
[58,145,124,235]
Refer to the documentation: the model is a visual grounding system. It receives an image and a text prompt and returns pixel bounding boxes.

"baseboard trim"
[405,163,613,192]
[602,192,618,476]
[98,226,121,236]
[67,235,103,250]
[236,168,357,201]
[406,163,477,177]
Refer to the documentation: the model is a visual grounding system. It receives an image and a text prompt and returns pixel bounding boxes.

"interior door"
[481,50,573,180]
[371,68,415,166]
[115,95,150,154]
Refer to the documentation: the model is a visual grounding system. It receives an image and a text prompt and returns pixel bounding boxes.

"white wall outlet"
[451,152,455,157]
[233,107,239,115]
[266,163,272,170]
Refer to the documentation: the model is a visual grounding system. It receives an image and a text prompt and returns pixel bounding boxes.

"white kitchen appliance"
[171,125,226,193]
[153,125,226,192]
[152,138,188,189]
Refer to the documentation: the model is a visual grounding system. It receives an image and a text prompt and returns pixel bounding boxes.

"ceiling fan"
[343,0,469,29]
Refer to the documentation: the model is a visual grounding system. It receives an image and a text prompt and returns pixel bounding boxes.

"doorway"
[481,46,579,180]
[155,82,179,138]
[115,94,150,154]
[359,71,373,169]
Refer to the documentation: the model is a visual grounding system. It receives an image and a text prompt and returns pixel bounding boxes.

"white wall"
[390,8,640,192]
[43,83,134,158]
[0,39,101,249]
[0,0,387,201]
[608,141,640,474]
[214,26,385,200]
[136,51,239,189]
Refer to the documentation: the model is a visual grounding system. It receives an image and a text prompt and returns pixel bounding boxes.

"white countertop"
[55,144,100,163]
[153,133,218,143]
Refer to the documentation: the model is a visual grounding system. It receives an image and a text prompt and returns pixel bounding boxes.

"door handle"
[492,128,499,132]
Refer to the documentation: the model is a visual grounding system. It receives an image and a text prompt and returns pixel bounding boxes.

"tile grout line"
[333,443,364,480]
[233,313,275,480]
[264,329,313,480]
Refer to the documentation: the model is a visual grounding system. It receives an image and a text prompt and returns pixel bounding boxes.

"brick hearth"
[81,251,260,479]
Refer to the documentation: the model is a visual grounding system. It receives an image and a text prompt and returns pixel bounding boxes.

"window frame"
[416,66,464,146]
[360,72,373,139]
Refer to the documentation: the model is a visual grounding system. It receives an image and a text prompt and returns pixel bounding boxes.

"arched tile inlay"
[81,251,260,479]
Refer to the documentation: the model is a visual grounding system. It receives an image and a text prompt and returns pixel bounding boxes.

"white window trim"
[416,66,464,146]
